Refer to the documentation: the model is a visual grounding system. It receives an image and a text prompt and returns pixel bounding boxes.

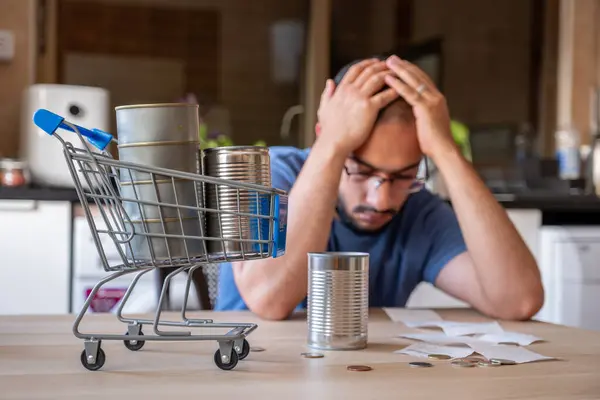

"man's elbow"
[497,283,545,321]
[246,298,294,321]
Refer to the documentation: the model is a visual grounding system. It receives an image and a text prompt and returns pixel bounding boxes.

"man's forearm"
[433,144,544,316]
[233,138,347,319]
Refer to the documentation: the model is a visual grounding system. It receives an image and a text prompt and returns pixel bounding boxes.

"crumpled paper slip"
[468,342,556,364]
[398,331,544,346]
[394,342,475,359]
[398,332,482,346]
[394,342,555,364]
[383,308,442,324]
[403,320,505,336]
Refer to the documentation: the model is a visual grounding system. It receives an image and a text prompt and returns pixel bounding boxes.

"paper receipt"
[394,342,475,359]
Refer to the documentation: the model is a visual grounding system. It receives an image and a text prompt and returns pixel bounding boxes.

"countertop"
[3,185,600,214]
[0,185,80,202]
[493,192,600,211]
[1,308,599,399]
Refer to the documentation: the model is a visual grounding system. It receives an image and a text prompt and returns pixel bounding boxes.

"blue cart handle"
[33,108,114,151]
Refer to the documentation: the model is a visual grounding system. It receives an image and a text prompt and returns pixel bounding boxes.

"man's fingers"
[383,75,422,106]
[353,61,388,88]
[360,70,392,96]
[321,79,335,102]
[371,87,400,109]
[399,59,437,89]
[385,56,437,97]
[340,58,379,86]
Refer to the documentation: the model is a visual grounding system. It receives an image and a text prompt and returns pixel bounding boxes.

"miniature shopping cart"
[32,109,288,371]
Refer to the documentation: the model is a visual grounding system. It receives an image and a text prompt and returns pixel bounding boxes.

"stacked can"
[202,146,272,259]
[115,103,205,261]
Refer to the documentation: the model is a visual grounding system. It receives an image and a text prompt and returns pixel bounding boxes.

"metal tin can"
[0,158,30,187]
[307,252,369,350]
[115,103,205,261]
[202,146,271,259]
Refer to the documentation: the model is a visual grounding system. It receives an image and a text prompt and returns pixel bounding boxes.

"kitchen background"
[1,0,600,332]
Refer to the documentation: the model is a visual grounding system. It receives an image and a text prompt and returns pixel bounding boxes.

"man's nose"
[366,178,393,211]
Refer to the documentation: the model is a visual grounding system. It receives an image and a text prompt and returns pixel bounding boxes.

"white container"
[20,84,110,188]
[555,126,581,180]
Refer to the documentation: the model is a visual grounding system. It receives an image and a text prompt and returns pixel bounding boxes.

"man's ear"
[315,122,322,137]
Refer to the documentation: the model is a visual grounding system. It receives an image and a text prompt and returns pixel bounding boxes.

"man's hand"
[383,55,456,159]
[317,59,399,155]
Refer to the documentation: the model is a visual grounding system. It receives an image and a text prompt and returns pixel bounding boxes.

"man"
[214,55,544,321]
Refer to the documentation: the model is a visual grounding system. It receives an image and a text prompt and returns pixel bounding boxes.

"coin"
[301,352,324,359]
[347,365,372,372]
[428,354,452,360]
[477,361,500,367]
[451,360,476,368]
[490,358,516,365]
[465,356,487,362]
[250,346,265,352]
[454,358,478,364]
[409,361,433,368]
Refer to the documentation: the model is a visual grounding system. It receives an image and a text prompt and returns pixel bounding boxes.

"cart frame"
[32,109,288,371]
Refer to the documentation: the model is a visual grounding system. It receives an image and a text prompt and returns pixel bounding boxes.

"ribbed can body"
[202,146,271,259]
[115,103,205,260]
[307,252,369,350]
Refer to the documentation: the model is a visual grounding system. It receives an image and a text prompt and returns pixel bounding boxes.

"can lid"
[308,252,369,258]
[0,158,28,170]
[115,103,199,111]
[202,145,269,154]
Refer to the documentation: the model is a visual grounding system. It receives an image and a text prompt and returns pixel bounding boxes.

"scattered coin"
[301,352,324,359]
[347,365,372,372]
[477,361,500,368]
[409,361,433,368]
[490,358,516,365]
[451,360,476,368]
[428,354,452,360]
[250,346,266,352]
[465,356,487,362]
[454,358,478,364]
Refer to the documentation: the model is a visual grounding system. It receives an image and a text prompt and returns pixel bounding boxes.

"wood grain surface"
[1,308,599,399]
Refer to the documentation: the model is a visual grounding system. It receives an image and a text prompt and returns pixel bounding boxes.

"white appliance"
[20,84,110,188]
[72,212,200,315]
[537,226,600,331]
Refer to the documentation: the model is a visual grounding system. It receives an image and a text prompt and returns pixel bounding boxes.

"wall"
[0,0,37,158]
[56,0,309,148]
[556,0,600,149]
[411,0,533,127]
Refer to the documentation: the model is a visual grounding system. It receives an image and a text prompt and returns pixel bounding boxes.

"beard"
[335,196,400,234]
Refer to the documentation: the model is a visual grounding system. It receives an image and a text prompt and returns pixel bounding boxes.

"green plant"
[450,119,472,162]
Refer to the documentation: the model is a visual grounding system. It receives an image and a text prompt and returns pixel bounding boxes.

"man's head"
[324,56,426,232]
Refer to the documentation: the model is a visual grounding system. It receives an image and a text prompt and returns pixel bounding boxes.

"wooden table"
[1,308,599,399]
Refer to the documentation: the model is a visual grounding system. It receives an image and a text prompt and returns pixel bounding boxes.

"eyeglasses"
[343,156,429,194]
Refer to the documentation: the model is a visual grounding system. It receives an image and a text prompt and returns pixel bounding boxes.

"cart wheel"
[124,331,145,351]
[80,348,106,371]
[214,348,239,371]
[237,339,250,360]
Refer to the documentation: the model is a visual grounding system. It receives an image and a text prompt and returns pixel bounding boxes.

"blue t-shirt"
[214,146,467,311]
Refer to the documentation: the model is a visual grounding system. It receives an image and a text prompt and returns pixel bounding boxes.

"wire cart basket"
[32,109,288,371]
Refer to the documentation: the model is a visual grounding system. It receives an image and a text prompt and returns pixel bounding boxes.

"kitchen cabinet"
[0,200,72,315]
[536,226,600,331]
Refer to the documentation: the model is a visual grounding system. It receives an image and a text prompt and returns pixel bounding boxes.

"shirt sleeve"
[420,196,468,284]
[269,152,298,193]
